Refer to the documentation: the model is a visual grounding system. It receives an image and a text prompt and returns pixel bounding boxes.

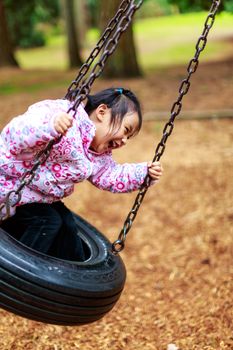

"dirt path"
[0,59,232,350]
[0,58,232,124]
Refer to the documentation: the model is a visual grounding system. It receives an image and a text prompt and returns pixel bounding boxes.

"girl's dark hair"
[84,87,142,133]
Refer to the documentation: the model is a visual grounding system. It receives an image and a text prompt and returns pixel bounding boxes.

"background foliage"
[3,0,233,49]
[3,0,60,48]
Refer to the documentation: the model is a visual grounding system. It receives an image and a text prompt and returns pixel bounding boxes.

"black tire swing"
[0,215,126,326]
[0,0,220,326]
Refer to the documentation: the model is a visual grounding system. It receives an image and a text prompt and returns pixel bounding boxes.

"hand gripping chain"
[112,0,221,254]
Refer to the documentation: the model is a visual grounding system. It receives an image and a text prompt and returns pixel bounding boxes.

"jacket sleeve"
[88,157,149,193]
[1,100,60,156]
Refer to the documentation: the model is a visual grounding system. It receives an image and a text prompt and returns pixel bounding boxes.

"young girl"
[0,88,163,258]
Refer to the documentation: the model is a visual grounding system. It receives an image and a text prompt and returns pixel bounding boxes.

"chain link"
[65,0,135,101]
[112,0,221,254]
[0,138,56,222]
[68,0,144,113]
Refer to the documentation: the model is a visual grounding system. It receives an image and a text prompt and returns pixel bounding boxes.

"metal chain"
[0,0,144,223]
[0,142,54,221]
[67,0,144,114]
[65,0,133,101]
[112,0,221,254]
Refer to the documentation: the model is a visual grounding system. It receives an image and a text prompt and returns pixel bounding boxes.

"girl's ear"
[96,104,108,122]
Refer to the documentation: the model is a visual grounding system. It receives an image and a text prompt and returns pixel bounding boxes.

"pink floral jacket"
[0,99,148,218]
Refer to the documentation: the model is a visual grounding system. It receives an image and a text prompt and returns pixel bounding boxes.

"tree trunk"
[0,1,18,67]
[100,0,142,78]
[73,0,88,49]
[62,0,83,68]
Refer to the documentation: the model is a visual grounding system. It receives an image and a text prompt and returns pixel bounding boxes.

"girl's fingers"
[61,116,73,127]
[148,165,163,180]
[148,161,162,169]
[55,115,73,134]
[150,167,162,174]
[147,161,163,180]
[57,126,66,134]
[58,123,68,133]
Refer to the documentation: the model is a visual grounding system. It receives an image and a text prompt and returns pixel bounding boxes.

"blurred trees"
[0,1,18,67]
[0,0,231,70]
[61,0,83,68]
[224,0,233,12]
[74,0,88,49]
[87,0,101,27]
[4,0,60,49]
[99,0,142,78]
[168,0,213,12]
[0,0,90,69]
[0,0,142,77]
[167,0,232,12]
[0,0,60,67]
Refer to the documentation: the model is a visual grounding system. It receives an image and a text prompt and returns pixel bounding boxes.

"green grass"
[16,36,67,70]
[0,79,70,95]
[139,39,233,71]
[0,67,72,95]
[134,12,233,70]
[135,11,233,37]
[16,28,99,71]
[0,11,231,96]
[15,11,233,71]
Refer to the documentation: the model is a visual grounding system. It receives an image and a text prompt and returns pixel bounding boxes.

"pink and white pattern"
[0,99,148,218]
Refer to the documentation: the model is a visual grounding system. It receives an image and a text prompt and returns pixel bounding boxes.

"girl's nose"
[122,137,127,145]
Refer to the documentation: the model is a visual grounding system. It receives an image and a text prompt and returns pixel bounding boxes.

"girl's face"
[90,104,139,154]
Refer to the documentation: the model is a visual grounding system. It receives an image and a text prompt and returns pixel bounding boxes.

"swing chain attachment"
[0,0,144,223]
[112,0,221,254]
[0,139,55,223]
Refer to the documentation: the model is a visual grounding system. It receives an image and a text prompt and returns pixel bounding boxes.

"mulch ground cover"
[0,59,232,350]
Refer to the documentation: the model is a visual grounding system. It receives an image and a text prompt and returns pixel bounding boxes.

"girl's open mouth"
[108,140,120,150]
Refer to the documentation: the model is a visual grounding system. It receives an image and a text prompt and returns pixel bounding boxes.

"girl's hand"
[147,161,163,181]
[54,113,73,135]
